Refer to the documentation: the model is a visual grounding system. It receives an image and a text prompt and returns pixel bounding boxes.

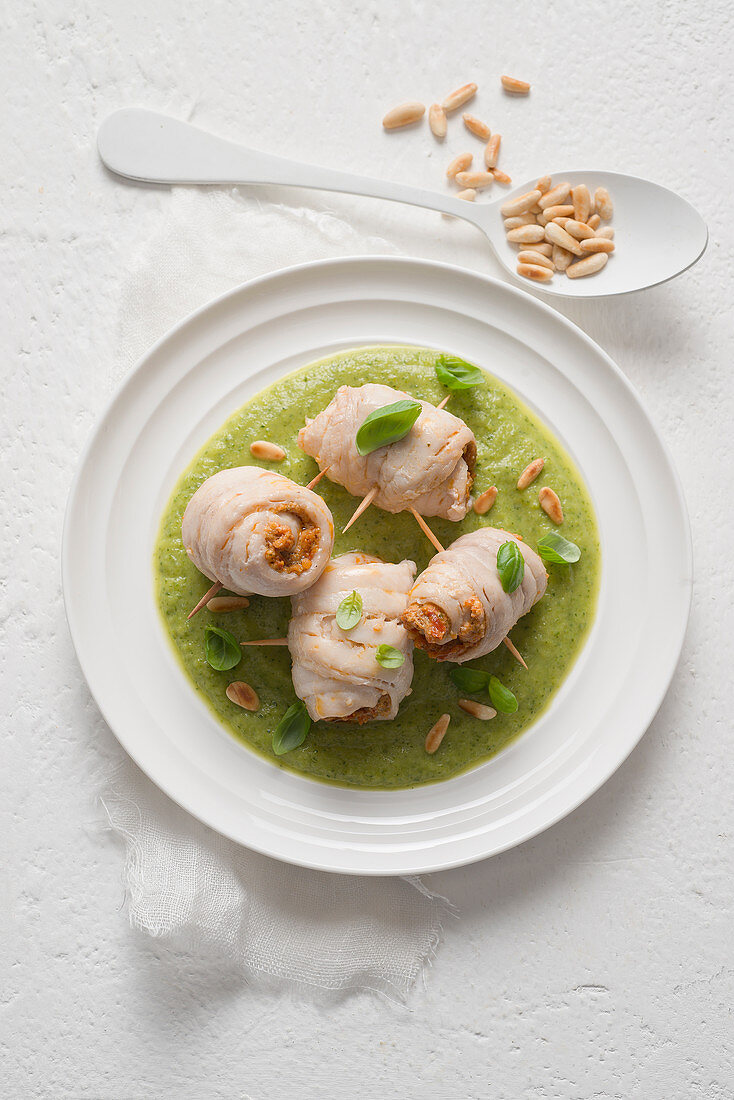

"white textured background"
[3,1,733,1096]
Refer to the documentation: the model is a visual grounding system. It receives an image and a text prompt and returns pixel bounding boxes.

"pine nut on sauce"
[250,440,286,461]
[425,713,451,754]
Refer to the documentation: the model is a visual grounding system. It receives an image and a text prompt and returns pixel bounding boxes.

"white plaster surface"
[2,0,733,1096]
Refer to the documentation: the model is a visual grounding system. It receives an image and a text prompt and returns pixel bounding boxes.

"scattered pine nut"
[382,101,426,130]
[225,681,260,711]
[491,168,512,184]
[552,244,573,271]
[544,222,584,256]
[539,486,563,524]
[458,699,497,720]
[446,152,473,179]
[595,187,614,219]
[250,440,286,461]
[571,184,591,224]
[483,134,501,169]
[538,182,572,210]
[503,212,536,229]
[425,713,451,754]
[536,175,552,194]
[542,204,574,220]
[456,188,477,201]
[428,103,447,139]
[456,170,494,189]
[473,486,498,514]
[566,252,609,278]
[517,457,545,489]
[442,82,478,112]
[208,595,251,612]
[564,219,596,241]
[517,249,554,270]
[587,213,601,230]
[579,237,615,253]
[501,189,542,216]
[463,113,491,140]
[501,75,530,94]
[507,224,546,244]
[596,226,615,239]
[517,262,553,282]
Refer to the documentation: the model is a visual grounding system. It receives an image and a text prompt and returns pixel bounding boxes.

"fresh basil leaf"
[537,532,581,565]
[497,540,525,594]
[375,644,405,669]
[434,354,485,392]
[488,676,518,714]
[336,590,363,631]
[272,700,311,755]
[204,625,241,671]
[449,666,491,693]
[355,399,422,456]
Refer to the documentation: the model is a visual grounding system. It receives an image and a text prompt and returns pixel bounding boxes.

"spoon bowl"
[98,109,708,299]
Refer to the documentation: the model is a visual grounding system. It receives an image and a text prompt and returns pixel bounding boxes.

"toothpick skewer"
[436,395,451,411]
[306,465,331,490]
[343,485,379,533]
[187,580,222,620]
[408,508,445,554]
[240,638,289,646]
[503,635,528,669]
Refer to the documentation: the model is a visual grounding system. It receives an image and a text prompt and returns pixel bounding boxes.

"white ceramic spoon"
[98,108,707,299]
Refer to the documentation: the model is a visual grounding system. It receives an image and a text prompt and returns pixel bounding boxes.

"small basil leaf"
[537,532,581,565]
[434,354,485,392]
[336,590,363,631]
[272,700,311,755]
[449,666,491,693]
[488,676,518,714]
[497,540,525,594]
[355,399,422,456]
[375,644,405,669]
[204,625,241,671]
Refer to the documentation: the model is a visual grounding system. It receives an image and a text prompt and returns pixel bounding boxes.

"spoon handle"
[98,108,488,229]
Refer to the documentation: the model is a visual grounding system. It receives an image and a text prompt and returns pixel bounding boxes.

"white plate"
[63,257,692,876]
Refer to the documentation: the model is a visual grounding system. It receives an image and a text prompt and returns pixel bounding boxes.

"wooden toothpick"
[343,485,379,533]
[408,508,445,554]
[503,635,528,669]
[306,465,331,490]
[187,580,222,620]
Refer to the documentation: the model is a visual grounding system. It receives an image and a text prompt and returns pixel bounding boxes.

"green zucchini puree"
[155,346,600,789]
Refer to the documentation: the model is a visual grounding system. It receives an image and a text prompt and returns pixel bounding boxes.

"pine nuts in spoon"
[566,252,609,278]
[538,183,572,210]
[507,225,546,244]
[579,237,615,253]
[382,101,426,130]
[572,184,591,223]
[250,440,286,461]
[504,213,536,229]
[544,222,584,256]
[517,262,553,282]
[542,205,574,221]
[517,250,554,270]
[535,175,553,194]
[564,219,596,240]
[501,189,542,216]
[595,187,614,219]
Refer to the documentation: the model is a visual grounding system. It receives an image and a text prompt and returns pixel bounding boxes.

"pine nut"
[446,152,473,179]
[473,486,498,514]
[544,222,583,256]
[566,252,609,278]
[538,486,563,523]
[538,183,572,210]
[425,713,451,753]
[536,175,552,194]
[456,170,494,190]
[458,698,497,720]
[463,113,491,140]
[504,213,535,229]
[208,595,250,612]
[428,103,447,139]
[518,250,554,270]
[571,184,591,224]
[552,217,571,229]
[225,681,260,711]
[491,168,512,184]
[501,75,530,94]
[501,189,542,216]
[587,213,601,230]
[517,457,545,489]
[564,219,596,240]
[382,101,425,130]
[456,188,476,201]
[250,440,286,461]
[542,204,574,220]
[442,82,478,112]
[596,226,615,239]
[595,187,613,219]
[533,242,553,257]
[483,134,501,169]
[552,244,573,271]
[579,237,615,253]
[536,211,549,226]
[507,225,546,243]
[517,262,553,282]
